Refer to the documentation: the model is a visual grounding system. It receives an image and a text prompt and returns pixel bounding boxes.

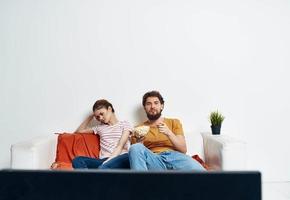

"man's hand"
[130,131,146,143]
[157,122,187,153]
[157,122,172,136]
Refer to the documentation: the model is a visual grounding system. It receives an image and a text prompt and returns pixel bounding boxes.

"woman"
[72,99,132,169]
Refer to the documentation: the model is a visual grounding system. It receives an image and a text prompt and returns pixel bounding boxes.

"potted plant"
[209,110,225,135]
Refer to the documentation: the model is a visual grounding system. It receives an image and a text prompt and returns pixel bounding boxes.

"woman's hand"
[88,113,95,120]
[102,156,116,165]
[74,113,95,133]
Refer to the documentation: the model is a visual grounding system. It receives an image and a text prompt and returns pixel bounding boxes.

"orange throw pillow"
[51,133,100,170]
[192,154,209,170]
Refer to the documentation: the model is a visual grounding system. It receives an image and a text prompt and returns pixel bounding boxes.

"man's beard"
[146,110,162,121]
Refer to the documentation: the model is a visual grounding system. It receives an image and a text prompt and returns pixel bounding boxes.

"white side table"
[201,132,247,170]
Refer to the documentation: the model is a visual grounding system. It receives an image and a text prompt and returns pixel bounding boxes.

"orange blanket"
[51,133,100,170]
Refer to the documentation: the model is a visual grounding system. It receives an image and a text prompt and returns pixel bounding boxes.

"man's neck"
[146,117,164,126]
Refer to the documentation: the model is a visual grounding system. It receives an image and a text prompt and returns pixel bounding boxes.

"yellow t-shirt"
[133,118,184,153]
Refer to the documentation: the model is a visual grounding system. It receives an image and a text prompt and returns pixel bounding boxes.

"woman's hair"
[142,90,165,106]
[92,99,115,113]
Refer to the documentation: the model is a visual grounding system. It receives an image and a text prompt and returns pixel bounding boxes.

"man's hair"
[92,99,115,112]
[142,90,165,106]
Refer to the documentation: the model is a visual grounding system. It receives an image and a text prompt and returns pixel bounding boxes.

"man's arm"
[167,134,187,153]
[74,114,94,134]
[158,122,187,153]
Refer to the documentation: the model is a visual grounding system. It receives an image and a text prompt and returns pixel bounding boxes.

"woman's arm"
[103,130,130,162]
[74,114,94,134]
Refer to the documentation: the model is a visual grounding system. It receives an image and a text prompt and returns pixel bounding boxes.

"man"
[129,90,206,171]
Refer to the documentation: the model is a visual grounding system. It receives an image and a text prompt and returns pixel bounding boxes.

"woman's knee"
[72,156,86,168]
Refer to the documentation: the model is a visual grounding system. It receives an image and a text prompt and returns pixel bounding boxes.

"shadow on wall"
[133,105,147,125]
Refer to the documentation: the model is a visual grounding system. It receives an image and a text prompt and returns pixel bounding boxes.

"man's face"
[144,97,164,120]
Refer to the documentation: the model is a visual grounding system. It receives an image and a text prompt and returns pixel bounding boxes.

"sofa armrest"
[201,132,246,170]
[10,135,58,169]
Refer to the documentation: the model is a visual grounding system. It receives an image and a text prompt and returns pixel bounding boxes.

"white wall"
[1,0,289,181]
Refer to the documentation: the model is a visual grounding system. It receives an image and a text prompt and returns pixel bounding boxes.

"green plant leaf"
[209,110,225,126]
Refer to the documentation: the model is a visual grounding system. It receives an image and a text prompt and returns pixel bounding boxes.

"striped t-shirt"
[92,120,132,158]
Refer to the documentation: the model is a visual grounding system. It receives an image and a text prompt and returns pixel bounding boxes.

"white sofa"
[10,132,246,170]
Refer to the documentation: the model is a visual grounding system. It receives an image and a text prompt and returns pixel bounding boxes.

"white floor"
[263,182,290,200]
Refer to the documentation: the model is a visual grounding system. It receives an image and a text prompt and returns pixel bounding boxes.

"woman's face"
[94,107,112,124]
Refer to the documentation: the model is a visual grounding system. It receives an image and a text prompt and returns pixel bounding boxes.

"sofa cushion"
[51,133,100,169]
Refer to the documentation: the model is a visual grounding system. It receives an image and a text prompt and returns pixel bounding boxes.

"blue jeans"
[72,153,130,169]
[129,143,206,171]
